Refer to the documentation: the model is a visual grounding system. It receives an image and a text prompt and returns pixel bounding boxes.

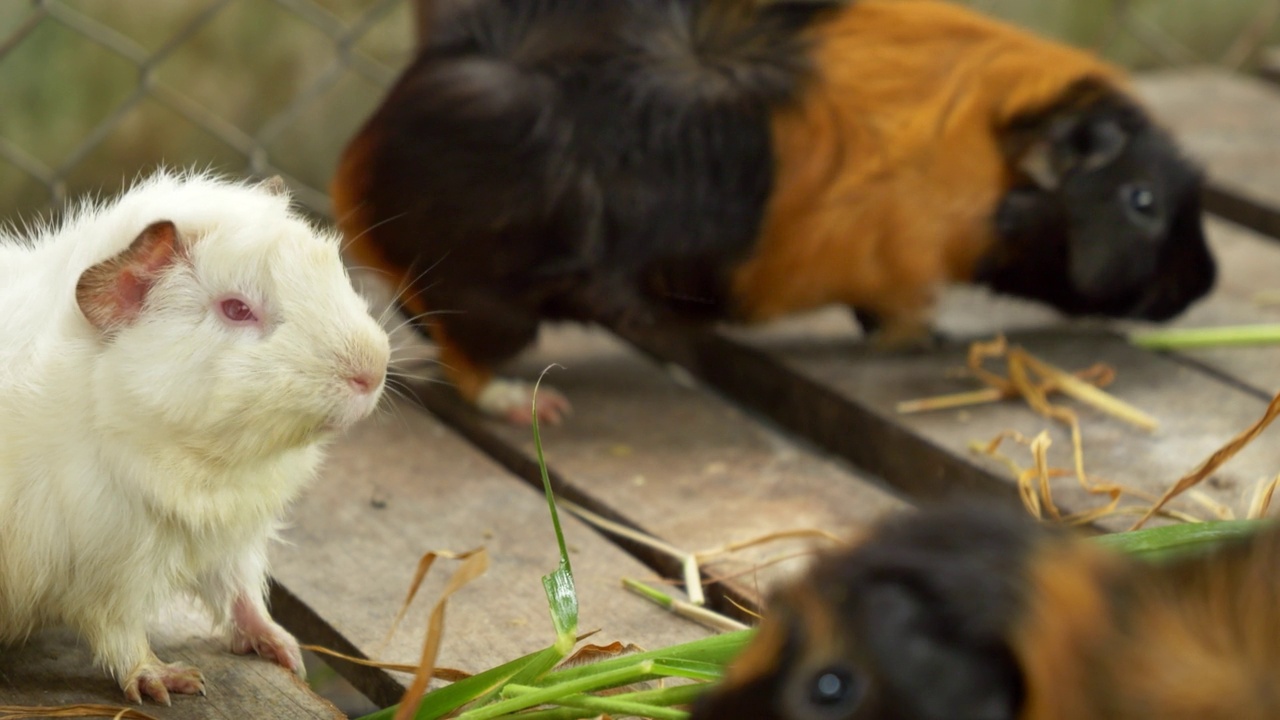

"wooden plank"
[753,326,1280,523]
[0,598,342,719]
[402,325,907,612]
[607,312,1034,511]
[486,326,908,599]
[267,395,711,710]
[1136,68,1280,240]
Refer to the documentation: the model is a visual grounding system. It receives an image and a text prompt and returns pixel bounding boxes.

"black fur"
[691,506,1042,720]
[980,90,1216,321]
[356,0,842,366]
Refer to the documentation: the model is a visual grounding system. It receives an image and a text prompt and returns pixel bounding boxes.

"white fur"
[0,170,390,698]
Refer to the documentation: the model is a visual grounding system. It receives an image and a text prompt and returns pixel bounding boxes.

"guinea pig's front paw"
[124,660,206,705]
[231,593,306,678]
[231,616,306,678]
[867,317,944,354]
[476,377,573,426]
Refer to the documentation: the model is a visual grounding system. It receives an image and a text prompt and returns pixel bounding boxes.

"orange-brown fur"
[1011,537,1131,720]
[723,574,844,689]
[1015,530,1280,720]
[733,0,1128,339]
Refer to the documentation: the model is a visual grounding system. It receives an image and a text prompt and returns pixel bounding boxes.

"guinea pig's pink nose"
[348,370,384,395]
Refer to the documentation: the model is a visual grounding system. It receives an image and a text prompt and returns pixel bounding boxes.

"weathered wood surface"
[0,599,342,719]
[489,326,907,600]
[268,396,711,710]
[750,324,1279,523]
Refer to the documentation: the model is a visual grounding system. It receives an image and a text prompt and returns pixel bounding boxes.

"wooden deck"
[4,66,1280,718]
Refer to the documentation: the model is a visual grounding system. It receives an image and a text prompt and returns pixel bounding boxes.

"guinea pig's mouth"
[319,394,384,434]
[1118,253,1216,322]
[318,414,360,435]
[1122,286,1185,322]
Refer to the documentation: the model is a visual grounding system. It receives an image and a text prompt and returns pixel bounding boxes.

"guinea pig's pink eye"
[220,298,257,324]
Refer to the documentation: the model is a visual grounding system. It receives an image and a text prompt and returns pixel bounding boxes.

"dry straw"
[901,335,1279,525]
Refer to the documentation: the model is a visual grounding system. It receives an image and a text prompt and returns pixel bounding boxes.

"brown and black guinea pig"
[332,0,1217,424]
[690,506,1280,720]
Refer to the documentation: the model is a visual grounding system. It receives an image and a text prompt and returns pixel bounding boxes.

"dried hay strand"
[393,548,491,720]
[300,645,470,681]
[1131,390,1280,529]
[560,498,843,615]
[905,336,1154,523]
[905,335,1280,526]
[622,579,749,632]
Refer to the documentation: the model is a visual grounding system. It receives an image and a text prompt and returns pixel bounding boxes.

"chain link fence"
[0,0,416,220]
[2,0,1278,223]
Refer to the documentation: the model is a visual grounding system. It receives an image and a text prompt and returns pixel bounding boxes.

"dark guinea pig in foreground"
[332,0,1216,424]
[690,506,1280,720]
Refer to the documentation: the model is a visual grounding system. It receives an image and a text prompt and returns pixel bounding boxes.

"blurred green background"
[1,0,1278,221]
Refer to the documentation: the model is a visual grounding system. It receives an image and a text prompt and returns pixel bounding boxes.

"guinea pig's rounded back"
[89,173,390,461]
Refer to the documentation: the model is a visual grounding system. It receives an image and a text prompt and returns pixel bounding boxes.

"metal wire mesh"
[1,0,1277,223]
[0,0,415,218]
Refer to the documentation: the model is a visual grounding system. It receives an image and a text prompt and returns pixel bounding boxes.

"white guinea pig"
[0,171,390,704]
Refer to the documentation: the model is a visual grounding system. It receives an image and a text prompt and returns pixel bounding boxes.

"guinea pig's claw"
[232,622,306,679]
[123,661,205,705]
[231,593,307,678]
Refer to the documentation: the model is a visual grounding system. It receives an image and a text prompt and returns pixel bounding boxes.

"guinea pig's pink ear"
[259,175,289,197]
[76,220,182,333]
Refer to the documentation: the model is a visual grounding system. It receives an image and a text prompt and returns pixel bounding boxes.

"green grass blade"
[537,630,755,687]
[1092,519,1271,560]
[509,684,708,720]
[502,685,689,720]
[540,567,577,652]
[352,644,559,720]
[1130,324,1280,350]
[648,659,726,683]
[493,644,569,700]
[599,682,709,708]
[457,663,657,719]
[531,369,578,650]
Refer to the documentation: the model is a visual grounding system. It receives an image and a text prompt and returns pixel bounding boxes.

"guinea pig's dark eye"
[1122,183,1157,217]
[811,667,855,706]
[784,662,865,720]
[220,298,258,324]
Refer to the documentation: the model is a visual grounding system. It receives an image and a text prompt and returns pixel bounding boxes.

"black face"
[979,98,1216,322]
[690,506,1035,720]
